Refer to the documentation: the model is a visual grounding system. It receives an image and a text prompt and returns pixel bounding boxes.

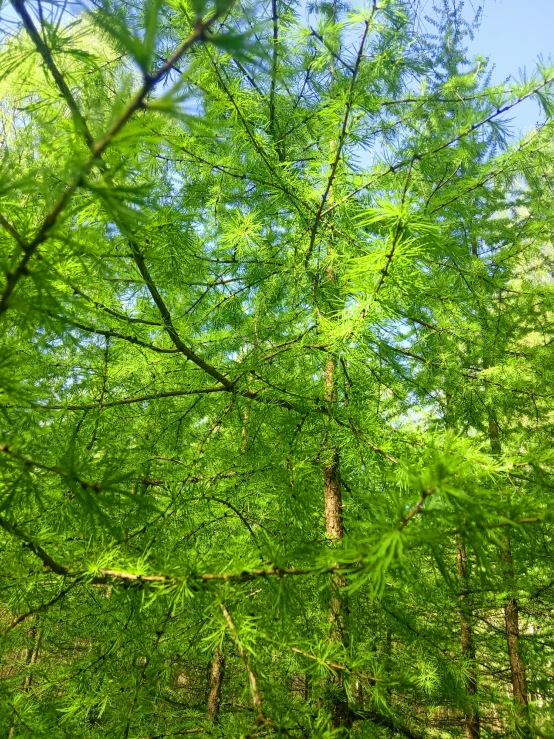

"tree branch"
[0,444,102,492]
[0,6,230,315]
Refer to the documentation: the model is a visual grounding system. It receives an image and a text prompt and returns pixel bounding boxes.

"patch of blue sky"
[418,0,554,135]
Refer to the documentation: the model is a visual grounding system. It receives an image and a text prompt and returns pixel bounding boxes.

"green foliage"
[1,0,554,737]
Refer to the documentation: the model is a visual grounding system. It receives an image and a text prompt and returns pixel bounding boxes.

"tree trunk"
[207,647,225,721]
[323,357,346,642]
[324,445,343,542]
[325,452,347,645]
[457,540,480,739]
[323,357,351,731]
[489,412,530,734]
[501,539,530,724]
[488,412,502,456]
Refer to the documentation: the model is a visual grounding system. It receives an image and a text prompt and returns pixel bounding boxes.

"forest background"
[1,0,554,738]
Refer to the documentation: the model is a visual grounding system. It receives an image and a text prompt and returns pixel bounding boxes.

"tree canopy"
[1,0,554,737]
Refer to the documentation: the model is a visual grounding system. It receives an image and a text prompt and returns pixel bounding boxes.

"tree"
[1,0,554,736]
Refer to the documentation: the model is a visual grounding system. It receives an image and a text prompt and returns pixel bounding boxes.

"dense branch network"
[1,1,554,737]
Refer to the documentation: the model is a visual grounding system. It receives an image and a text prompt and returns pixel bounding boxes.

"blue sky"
[2,0,552,135]
[466,0,554,133]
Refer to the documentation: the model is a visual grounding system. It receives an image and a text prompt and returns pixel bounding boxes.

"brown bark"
[323,358,347,640]
[241,404,249,454]
[489,412,530,733]
[325,456,347,647]
[207,647,225,721]
[457,541,480,739]
[501,540,529,712]
[330,699,353,733]
[324,446,344,543]
[323,357,351,730]
[488,413,502,456]
[323,357,344,542]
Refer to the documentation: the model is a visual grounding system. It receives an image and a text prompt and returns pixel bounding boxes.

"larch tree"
[1,0,554,737]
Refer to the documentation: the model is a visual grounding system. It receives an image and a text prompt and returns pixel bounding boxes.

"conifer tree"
[1,0,554,737]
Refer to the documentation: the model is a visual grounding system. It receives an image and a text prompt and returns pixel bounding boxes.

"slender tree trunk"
[321,11,348,712]
[324,445,348,645]
[207,647,225,721]
[501,539,530,723]
[447,392,480,737]
[457,540,480,739]
[269,0,281,159]
[323,357,351,731]
[489,412,530,734]
[323,357,345,620]
[241,403,249,454]
[488,412,502,457]
[324,444,343,542]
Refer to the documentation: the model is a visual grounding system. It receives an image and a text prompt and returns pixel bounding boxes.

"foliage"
[1,0,554,737]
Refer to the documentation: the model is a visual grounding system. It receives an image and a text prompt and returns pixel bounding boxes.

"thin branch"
[0,6,229,316]
[304,10,373,265]
[138,730,205,739]
[0,444,102,491]
[220,603,265,720]
[322,72,554,218]
[2,582,79,636]
[269,0,279,136]
[128,239,235,388]
[309,27,355,74]
[288,644,377,683]
[11,0,95,147]
[48,312,179,354]
[398,488,435,531]
[0,514,71,576]
[38,386,227,410]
